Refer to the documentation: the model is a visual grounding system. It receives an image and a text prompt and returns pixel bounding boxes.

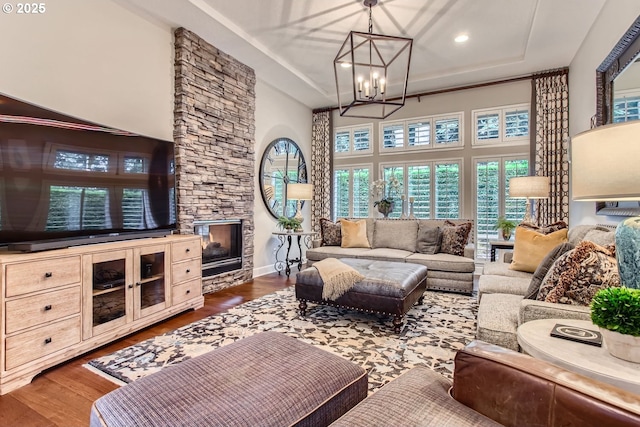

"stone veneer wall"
[173,27,256,294]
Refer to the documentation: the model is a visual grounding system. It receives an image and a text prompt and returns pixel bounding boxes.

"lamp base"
[616,216,640,289]
[293,201,304,232]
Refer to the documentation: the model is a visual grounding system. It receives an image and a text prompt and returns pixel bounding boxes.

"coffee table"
[517,318,640,393]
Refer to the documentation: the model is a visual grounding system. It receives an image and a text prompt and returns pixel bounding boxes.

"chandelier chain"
[368,3,373,34]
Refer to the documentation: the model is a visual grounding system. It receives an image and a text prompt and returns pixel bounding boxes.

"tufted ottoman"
[295,258,428,333]
[90,332,368,427]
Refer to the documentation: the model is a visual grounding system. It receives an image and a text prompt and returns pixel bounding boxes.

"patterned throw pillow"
[524,242,574,300]
[536,241,620,305]
[518,221,568,234]
[319,218,341,246]
[440,220,472,256]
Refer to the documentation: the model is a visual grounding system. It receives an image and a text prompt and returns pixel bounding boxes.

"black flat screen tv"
[0,93,177,252]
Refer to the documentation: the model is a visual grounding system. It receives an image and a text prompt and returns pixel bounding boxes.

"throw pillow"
[417,226,441,254]
[440,220,472,256]
[319,218,341,246]
[536,241,620,305]
[518,221,568,234]
[582,228,616,247]
[340,219,370,248]
[509,227,568,273]
[524,242,574,300]
[373,220,418,252]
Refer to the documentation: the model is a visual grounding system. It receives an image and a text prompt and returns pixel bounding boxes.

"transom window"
[380,113,463,152]
[472,104,530,146]
[334,124,373,157]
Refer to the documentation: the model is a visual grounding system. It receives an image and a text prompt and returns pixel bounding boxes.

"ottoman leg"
[393,315,403,333]
[417,295,424,305]
[299,299,307,316]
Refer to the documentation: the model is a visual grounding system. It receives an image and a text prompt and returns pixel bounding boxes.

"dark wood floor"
[0,273,293,427]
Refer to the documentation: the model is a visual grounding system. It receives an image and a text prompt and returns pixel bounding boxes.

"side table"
[517,318,640,393]
[489,240,514,262]
[272,231,316,277]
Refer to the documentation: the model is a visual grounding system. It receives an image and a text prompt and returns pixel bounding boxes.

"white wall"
[569,1,640,226]
[0,0,174,140]
[254,80,312,277]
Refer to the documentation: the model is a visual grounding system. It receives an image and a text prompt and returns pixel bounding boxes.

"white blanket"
[314,258,365,301]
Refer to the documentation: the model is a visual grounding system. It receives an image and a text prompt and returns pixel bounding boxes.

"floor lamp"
[572,121,640,289]
[286,183,314,232]
[509,176,550,224]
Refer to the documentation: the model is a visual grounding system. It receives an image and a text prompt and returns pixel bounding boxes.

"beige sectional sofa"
[306,218,476,294]
[476,224,616,351]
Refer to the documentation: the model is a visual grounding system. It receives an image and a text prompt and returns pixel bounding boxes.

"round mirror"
[259,138,308,219]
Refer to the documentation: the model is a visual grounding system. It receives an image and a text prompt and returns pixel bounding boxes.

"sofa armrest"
[463,244,475,260]
[312,239,322,249]
[452,340,640,427]
[518,299,591,325]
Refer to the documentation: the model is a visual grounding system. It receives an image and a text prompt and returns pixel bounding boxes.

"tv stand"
[0,234,203,395]
[8,229,171,252]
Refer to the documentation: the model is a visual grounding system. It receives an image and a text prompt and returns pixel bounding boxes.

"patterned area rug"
[86,286,478,392]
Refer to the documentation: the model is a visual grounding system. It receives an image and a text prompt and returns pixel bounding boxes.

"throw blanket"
[314,258,365,301]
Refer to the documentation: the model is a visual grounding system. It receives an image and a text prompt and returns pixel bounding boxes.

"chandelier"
[333,0,413,119]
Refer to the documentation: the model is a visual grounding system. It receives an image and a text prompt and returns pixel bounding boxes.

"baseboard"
[253,264,277,277]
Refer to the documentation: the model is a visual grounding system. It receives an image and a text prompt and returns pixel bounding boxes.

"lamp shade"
[571,121,640,201]
[286,183,314,200]
[509,176,550,199]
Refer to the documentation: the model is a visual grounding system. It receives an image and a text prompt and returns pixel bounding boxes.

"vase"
[501,229,512,241]
[600,328,640,363]
[377,202,394,218]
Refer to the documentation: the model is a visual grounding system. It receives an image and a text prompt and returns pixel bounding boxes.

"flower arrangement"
[371,176,402,209]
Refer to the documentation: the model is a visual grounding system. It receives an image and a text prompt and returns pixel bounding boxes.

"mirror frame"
[259,137,308,220]
[594,15,640,216]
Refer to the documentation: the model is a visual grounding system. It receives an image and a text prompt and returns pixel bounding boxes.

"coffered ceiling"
[115,0,607,109]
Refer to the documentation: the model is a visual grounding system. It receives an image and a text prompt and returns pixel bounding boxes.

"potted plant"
[276,216,301,233]
[590,286,640,363]
[493,217,517,240]
[371,176,402,218]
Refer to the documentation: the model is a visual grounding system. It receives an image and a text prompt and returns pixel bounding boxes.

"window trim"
[472,103,530,147]
[333,124,374,157]
[379,112,464,154]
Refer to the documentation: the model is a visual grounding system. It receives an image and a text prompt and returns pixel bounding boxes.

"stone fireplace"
[195,220,243,277]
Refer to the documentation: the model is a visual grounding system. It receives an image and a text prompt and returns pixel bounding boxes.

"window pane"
[54,150,109,172]
[504,110,529,138]
[353,128,370,152]
[124,156,146,173]
[435,118,460,144]
[382,124,404,149]
[335,131,350,153]
[47,186,110,231]
[352,168,370,218]
[614,95,640,122]
[435,163,459,219]
[476,113,499,141]
[505,159,529,221]
[408,121,430,147]
[408,165,430,218]
[333,169,350,220]
[476,161,500,260]
[382,166,404,218]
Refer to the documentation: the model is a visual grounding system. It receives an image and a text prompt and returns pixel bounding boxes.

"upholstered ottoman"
[296,258,428,333]
[90,332,368,427]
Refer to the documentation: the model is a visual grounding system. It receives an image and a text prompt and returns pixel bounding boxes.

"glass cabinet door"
[135,244,170,319]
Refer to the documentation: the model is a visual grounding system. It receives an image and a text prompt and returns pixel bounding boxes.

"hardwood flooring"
[0,273,293,427]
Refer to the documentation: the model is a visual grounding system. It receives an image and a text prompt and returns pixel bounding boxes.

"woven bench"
[90,332,368,427]
[295,258,428,333]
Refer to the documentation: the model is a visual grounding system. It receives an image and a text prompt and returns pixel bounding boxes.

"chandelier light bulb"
[364,81,370,97]
[380,78,386,94]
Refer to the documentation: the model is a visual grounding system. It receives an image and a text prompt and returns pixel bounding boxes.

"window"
[47,186,111,231]
[379,160,462,219]
[334,124,373,156]
[474,156,529,260]
[333,165,371,220]
[472,104,530,146]
[613,89,640,122]
[53,150,110,172]
[380,113,463,152]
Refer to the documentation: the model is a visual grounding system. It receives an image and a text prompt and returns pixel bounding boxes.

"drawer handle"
[44,305,52,311]
[136,282,141,287]
[44,272,53,278]
[186,289,191,294]
[128,284,134,289]
[44,337,52,345]
[186,248,190,253]
[186,269,191,273]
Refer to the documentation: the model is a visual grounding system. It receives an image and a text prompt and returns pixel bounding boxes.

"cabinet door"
[82,249,133,340]
[134,244,171,319]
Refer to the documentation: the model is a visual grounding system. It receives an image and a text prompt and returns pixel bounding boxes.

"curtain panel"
[311,110,332,234]
[532,69,570,225]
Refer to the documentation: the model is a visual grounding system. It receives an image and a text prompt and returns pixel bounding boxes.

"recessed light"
[455,34,469,43]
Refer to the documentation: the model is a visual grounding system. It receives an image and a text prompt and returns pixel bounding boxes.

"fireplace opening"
[194,219,243,277]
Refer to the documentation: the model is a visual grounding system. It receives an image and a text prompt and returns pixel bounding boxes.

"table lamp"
[572,120,640,289]
[286,183,314,231]
[508,176,550,223]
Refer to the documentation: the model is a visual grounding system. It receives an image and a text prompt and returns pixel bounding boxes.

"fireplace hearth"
[194,220,243,277]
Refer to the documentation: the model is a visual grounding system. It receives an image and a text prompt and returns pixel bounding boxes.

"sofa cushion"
[306,246,372,261]
[440,221,472,256]
[373,219,418,252]
[482,262,532,279]
[476,293,523,351]
[509,227,568,273]
[537,241,620,305]
[523,242,575,300]
[406,253,475,273]
[320,218,341,246]
[357,248,413,262]
[416,225,441,254]
[477,275,531,301]
[340,219,370,248]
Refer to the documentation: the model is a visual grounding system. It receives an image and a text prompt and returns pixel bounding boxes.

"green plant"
[591,287,640,336]
[493,217,517,234]
[276,216,301,231]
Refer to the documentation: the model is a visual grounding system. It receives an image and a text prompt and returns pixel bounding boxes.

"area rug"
[86,286,478,392]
